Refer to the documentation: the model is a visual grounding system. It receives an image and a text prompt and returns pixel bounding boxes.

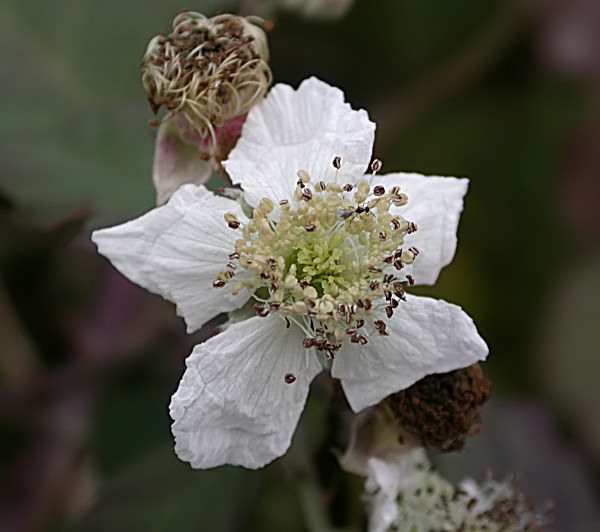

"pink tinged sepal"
[153,119,213,205]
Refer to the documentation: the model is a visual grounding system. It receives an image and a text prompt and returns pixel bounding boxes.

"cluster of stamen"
[142,12,272,142]
[214,159,419,357]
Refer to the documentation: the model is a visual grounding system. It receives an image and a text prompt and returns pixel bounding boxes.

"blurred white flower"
[365,450,550,532]
[92,77,487,469]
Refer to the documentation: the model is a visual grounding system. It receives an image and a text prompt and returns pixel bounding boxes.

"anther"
[393,282,405,298]
[373,185,385,196]
[297,169,311,183]
[409,246,420,256]
[301,188,313,202]
[212,279,226,288]
[343,183,354,192]
[406,274,415,285]
[407,222,418,234]
[386,306,394,318]
[318,180,327,191]
[284,373,297,384]
[224,213,241,229]
[228,252,240,260]
[371,159,382,173]
[393,260,404,270]
[303,338,317,348]
[355,319,365,328]
[254,303,270,317]
[374,320,388,336]
[369,280,380,291]
[332,156,342,169]
[304,223,316,232]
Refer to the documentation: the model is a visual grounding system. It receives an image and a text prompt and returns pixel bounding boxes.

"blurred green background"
[1,0,600,530]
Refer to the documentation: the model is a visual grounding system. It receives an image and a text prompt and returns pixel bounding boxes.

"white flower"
[365,450,549,532]
[92,77,488,469]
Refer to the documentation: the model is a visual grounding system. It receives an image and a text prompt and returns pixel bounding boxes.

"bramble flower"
[142,12,272,204]
[365,449,550,532]
[92,77,488,469]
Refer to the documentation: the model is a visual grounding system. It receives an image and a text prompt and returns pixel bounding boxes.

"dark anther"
[386,306,394,318]
[284,373,297,384]
[373,185,385,196]
[213,279,226,288]
[303,337,317,348]
[332,156,342,169]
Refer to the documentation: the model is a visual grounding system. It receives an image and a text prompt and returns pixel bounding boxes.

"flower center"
[214,165,419,357]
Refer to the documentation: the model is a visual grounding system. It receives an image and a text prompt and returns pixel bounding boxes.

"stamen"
[214,165,420,349]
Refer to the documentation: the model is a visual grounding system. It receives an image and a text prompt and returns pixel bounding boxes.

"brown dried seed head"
[141,12,272,136]
[382,363,491,452]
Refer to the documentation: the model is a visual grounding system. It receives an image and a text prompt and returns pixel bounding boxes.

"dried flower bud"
[142,12,272,142]
[382,364,491,452]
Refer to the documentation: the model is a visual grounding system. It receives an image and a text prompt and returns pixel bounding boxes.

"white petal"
[332,295,488,412]
[92,185,251,333]
[152,120,213,206]
[374,172,468,285]
[170,315,324,469]
[223,77,375,207]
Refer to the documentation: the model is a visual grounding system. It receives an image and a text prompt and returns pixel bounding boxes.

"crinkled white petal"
[92,185,251,333]
[170,315,325,469]
[332,295,488,412]
[372,172,468,286]
[223,77,375,207]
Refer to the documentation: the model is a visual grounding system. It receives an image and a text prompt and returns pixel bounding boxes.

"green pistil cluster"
[214,166,419,356]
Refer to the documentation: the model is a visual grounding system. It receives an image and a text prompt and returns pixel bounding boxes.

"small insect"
[337,204,372,221]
